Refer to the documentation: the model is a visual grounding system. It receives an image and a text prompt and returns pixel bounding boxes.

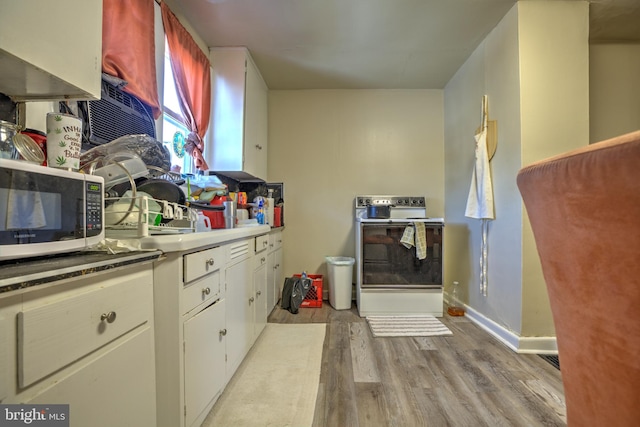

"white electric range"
[355,195,444,317]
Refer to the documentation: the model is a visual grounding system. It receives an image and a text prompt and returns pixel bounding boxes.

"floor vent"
[539,354,560,370]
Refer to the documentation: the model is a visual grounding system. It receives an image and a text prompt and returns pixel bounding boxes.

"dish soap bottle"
[256,199,265,224]
[447,281,465,316]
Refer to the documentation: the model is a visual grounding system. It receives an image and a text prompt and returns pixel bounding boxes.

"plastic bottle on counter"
[256,200,265,224]
[267,189,275,227]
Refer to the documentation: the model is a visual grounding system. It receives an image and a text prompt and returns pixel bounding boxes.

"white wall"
[267,90,444,280]
[518,0,590,336]
[590,43,640,143]
[444,1,589,341]
[444,5,525,335]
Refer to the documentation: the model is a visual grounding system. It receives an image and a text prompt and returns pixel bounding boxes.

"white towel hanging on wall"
[465,95,495,296]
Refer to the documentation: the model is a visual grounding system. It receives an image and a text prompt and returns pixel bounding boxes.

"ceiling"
[170,0,640,90]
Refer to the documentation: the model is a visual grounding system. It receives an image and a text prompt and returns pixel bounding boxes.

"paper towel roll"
[267,197,274,226]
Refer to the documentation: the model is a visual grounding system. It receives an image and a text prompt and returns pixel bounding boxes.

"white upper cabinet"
[208,47,268,179]
[0,0,102,100]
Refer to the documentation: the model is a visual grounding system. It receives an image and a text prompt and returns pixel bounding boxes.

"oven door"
[359,221,442,290]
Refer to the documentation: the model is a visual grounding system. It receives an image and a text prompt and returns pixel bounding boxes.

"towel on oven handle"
[400,225,414,248]
[400,223,427,260]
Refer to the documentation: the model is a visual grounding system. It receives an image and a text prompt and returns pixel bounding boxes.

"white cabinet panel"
[0,314,8,401]
[224,256,253,380]
[184,299,226,427]
[1,263,156,427]
[182,270,221,315]
[253,253,268,338]
[208,47,268,178]
[0,0,102,100]
[267,230,284,311]
[255,233,269,254]
[28,327,156,427]
[18,269,151,387]
[183,246,223,284]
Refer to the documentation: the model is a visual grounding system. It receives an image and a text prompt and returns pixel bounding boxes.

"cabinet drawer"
[184,246,223,284]
[269,231,283,252]
[182,271,221,315]
[255,234,269,253]
[253,252,268,270]
[17,269,153,388]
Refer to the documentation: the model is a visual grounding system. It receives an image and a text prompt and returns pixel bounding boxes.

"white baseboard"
[463,304,557,354]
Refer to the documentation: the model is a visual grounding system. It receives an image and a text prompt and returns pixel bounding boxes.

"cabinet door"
[274,248,284,303]
[267,250,276,311]
[208,47,267,178]
[183,299,226,427]
[0,0,101,100]
[253,255,268,338]
[28,327,156,427]
[224,257,253,380]
[209,48,246,172]
[243,55,268,179]
[0,312,8,401]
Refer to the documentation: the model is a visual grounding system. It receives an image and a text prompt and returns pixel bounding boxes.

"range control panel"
[355,195,426,208]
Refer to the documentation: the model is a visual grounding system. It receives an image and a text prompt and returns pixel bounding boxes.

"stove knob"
[365,198,371,205]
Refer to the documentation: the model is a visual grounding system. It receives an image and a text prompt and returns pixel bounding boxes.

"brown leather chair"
[517,130,640,426]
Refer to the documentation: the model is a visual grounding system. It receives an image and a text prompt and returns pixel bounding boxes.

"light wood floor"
[268,303,566,427]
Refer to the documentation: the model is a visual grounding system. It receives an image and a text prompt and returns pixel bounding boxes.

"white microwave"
[0,159,104,261]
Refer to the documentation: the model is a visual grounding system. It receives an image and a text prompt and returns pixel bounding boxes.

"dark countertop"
[0,250,163,295]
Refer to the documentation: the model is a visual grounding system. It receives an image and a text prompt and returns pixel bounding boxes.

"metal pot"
[367,205,390,219]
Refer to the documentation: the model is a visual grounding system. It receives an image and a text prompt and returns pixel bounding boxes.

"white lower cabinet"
[27,327,156,426]
[0,263,156,427]
[267,230,284,311]
[253,246,268,338]
[154,246,225,427]
[184,299,226,427]
[224,245,253,381]
[154,232,277,427]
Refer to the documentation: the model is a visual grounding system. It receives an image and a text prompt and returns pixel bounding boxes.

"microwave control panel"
[86,181,103,236]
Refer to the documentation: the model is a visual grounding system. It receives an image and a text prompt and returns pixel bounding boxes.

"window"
[162,40,193,174]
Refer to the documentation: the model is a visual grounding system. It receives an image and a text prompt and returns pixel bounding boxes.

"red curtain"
[102,0,161,119]
[161,2,211,171]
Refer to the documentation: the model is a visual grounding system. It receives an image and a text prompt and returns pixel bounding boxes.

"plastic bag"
[80,134,171,171]
[280,277,312,314]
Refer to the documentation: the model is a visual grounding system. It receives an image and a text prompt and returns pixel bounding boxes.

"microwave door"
[0,170,77,245]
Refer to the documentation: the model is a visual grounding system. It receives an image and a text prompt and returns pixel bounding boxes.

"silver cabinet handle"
[203,287,211,295]
[255,144,263,150]
[100,311,117,323]
[206,258,215,266]
[249,297,254,304]
[256,290,262,296]
[261,257,266,263]
[219,329,227,337]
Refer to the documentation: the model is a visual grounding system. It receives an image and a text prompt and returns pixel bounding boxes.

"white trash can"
[325,256,355,310]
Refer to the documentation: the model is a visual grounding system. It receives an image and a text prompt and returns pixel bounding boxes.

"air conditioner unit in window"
[84,79,156,146]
